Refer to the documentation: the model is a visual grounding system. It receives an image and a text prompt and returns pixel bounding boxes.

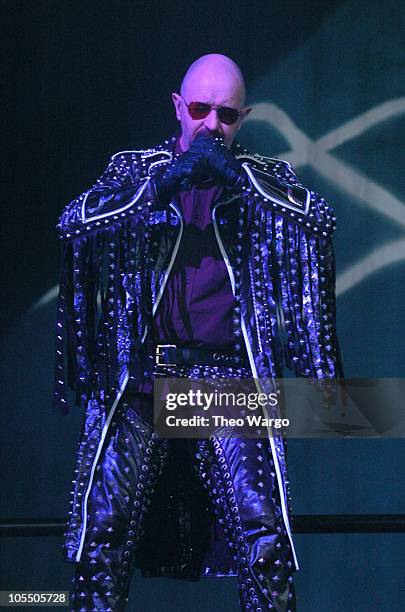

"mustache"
[196,127,222,139]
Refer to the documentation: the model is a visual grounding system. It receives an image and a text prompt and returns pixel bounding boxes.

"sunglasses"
[182,97,242,125]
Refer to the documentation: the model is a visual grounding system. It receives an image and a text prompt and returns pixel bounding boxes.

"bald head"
[172,53,251,150]
[180,54,246,108]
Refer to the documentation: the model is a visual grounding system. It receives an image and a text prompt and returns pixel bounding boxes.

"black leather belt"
[154,344,249,367]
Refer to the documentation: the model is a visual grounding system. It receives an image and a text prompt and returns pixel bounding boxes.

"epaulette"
[233,150,336,238]
[237,153,310,217]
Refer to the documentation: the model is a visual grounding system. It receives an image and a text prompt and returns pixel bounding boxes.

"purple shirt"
[152,140,235,349]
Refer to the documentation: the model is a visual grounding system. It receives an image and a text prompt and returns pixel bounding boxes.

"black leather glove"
[152,145,207,204]
[187,135,245,190]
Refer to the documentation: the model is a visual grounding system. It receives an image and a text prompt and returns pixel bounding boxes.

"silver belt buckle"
[155,344,176,367]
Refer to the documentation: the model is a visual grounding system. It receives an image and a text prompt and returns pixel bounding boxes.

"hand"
[188,135,244,189]
[152,145,207,203]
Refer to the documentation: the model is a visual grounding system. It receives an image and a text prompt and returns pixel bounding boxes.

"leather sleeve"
[239,156,336,239]
[56,151,152,238]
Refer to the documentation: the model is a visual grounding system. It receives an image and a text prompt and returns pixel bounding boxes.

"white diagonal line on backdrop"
[247,99,405,296]
[248,99,405,228]
[336,238,405,296]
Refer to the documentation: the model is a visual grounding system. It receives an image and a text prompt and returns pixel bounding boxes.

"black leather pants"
[196,433,295,611]
[69,392,296,611]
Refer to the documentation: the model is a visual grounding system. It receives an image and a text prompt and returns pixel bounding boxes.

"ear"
[240,106,252,120]
[172,93,183,121]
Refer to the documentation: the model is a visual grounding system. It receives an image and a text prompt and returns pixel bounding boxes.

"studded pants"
[69,374,296,611]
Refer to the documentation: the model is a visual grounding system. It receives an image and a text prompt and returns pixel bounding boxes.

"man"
[54,54,341,611]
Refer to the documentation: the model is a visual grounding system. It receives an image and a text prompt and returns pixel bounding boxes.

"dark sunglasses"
[182,97,242,125]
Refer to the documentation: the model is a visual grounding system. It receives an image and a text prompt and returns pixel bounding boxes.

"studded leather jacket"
[54,134,341,574]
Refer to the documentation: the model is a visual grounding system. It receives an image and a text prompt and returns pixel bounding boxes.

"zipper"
[212,197,299,571]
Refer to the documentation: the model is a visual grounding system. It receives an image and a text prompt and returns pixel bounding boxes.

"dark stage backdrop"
[1,1,405,610]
